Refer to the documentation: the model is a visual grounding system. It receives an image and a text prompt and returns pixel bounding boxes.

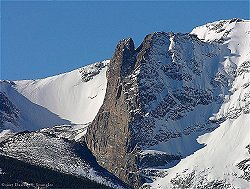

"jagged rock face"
[85,32,223,187]
[85,34,171,187]
[85,38,141,187]
[129,32,224,149]
[85,20,250,188]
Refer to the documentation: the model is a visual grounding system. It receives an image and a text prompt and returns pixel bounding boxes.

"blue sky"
[1,1,249,80]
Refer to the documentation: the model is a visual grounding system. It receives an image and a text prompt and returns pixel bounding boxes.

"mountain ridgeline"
[0,19,249,189]
[84,32,217,186]
[85,19,250,188]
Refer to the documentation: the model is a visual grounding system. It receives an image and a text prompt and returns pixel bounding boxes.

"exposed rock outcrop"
[85,37,142,187]
[84,32,223,187]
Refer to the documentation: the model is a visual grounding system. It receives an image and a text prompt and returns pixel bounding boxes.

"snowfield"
[13,60,109,125]
[0,60,109,131]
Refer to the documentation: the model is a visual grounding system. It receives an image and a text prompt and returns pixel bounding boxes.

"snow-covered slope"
[142,18,250,188]
[0,60,109,131]
[150,114,249,188]
[0,129,130,189]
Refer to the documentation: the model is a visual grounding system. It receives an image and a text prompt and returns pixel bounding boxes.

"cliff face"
[85,32,219,187]
[85,32,209,187]
[85,34,160,187]
[85,37,138,187]
[85,19,250,189]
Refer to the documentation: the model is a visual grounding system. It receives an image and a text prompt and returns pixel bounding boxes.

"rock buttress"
[85,37,141,187]
[85,34,159,188]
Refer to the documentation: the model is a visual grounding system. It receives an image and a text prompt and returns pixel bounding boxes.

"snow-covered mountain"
[0,18,249,189]
[0,60,108,132]
[84,18,250,188]
[146,18,250,189]
[148,18,250,188]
